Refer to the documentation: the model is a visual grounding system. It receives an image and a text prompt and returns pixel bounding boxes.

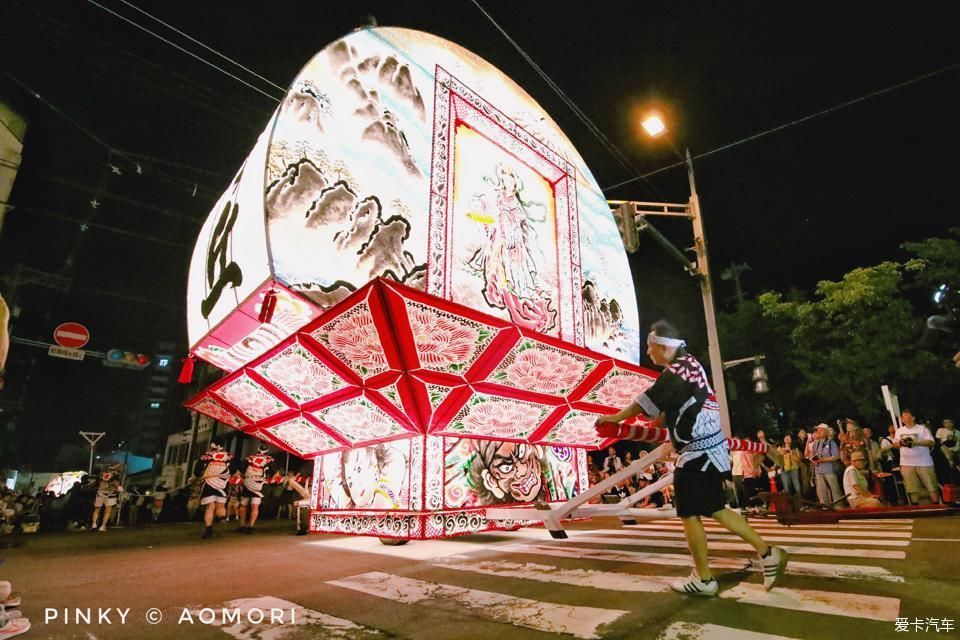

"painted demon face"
[483,442,542,502]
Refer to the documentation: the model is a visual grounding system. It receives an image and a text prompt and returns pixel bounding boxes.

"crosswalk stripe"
[501,543,751,570]
[189,596,387,639]
[644,519,912,529]
[720,583,900,621]
[432,557,903,622]
[605,529,909,546]
[833,518,914,523]
[327,571,628,639]
[626,523,913,538]
[499,543,905,582]
[564,535,907,559]
[434,558,677,592]
[657,621,801,640]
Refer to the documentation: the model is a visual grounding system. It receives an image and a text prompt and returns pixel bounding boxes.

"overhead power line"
[117,0,287,94]
[11,204,192,249]
[84,0,283,103]
[604,61,960,192]
[468,0,664,199]
[0,69,221,198]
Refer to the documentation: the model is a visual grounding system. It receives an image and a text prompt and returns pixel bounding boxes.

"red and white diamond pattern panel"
[264,416,345,457]
[188,396,249,430]
[484,340,597,396]
[438,393,553,441]
[213,373,290,422]
[308,300,390,379]
[538,409,606,448]
[404,301,497,375]
[310,397,408,446]
[253,341,346,406]
[578,366,655,409]
[187,278,661,456]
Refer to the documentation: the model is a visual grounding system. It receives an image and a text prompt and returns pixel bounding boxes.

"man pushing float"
[594,320,788,595]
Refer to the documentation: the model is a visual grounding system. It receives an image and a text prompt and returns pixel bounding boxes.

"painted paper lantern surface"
[185,28,652,539]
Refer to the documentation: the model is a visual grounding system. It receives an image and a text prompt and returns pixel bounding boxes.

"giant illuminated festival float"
[184,27,661,541]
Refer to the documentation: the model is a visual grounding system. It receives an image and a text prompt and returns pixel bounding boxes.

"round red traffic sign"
[54,322,90,349]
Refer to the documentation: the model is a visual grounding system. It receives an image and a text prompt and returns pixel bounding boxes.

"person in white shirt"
[602,447,623,475]
[935,419,959,470]
[893,410,941,504]
[843,451,882,509]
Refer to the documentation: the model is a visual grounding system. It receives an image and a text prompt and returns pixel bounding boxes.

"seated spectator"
[843,452,882,509]
[634,475,665,508]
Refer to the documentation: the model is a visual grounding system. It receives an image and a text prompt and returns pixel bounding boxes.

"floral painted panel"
[267,416,342,456]
[443,394,551,440]
[486,340,594,396]
[214,375,287,422]
[191,396,248,430]
[309,301,389,378]
[254,342,345,405]
[584,368,656,409]
[404,301,496,374]
[311,397,406,444]
[538,410,606,448]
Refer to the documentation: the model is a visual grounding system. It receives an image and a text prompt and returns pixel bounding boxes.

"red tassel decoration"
[178,354,195,384]
[258,288,278,324]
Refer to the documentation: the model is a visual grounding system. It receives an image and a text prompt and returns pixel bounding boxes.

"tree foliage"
[718,232,959,431]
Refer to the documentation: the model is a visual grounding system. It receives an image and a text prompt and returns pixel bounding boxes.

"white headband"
[647,333,686,349]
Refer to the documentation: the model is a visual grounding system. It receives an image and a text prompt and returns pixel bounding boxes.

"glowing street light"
[609,110,734,435]
[641,114,667,138]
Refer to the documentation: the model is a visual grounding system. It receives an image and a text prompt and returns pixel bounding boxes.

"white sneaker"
[98,525,107,532]
[761,546,789,590]
[670,571,719,597]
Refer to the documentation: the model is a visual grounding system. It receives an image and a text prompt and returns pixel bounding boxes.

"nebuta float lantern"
[185,27,657,540]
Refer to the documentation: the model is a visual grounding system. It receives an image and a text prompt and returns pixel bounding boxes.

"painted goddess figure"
[467,163,557,333]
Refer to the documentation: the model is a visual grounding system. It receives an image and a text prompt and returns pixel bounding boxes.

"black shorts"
[199,483,226,501]
[673,466,727,518]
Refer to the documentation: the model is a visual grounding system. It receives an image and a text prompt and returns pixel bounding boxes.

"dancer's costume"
[238,450,276,506]
[194,446,235,505]
[93,469,122,508]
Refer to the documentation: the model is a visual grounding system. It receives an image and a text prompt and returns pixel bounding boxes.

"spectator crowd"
[590,409,958,512]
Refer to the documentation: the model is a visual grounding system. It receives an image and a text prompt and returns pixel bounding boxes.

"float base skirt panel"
[308,508,542,540]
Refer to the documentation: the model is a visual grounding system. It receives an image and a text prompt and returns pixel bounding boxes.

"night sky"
[1,2,957,466]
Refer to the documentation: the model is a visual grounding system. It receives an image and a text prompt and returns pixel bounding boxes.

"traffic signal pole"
[685,149,733,438]
[608,149,732,437]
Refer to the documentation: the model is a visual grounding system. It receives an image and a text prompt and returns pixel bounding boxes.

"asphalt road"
[4,513,959,640]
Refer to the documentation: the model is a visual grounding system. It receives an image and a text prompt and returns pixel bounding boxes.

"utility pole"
[721,263,751,305]
[684,149,732,438]
[79,431,105,474]
[607,150,734,437]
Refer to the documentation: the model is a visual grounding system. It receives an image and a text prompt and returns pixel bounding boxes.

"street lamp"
[641,114,667,138]
[608,113,734,436]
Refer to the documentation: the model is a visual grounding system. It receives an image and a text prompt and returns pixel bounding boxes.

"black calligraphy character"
[201,200,243,318]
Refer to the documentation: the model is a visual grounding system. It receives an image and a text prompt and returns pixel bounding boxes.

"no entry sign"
[53,322,90,349]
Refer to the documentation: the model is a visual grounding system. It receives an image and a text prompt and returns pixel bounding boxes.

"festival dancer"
[236,444,277,534]
[192,442,235,539]
[596,320,788,596]
[90,466,122,532]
